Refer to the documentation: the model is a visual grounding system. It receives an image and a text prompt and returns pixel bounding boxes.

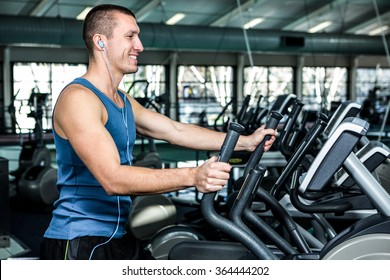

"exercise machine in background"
[0,157,10,249]
[10,91,58,206]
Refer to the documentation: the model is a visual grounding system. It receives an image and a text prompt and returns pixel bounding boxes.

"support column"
[348,57,358,101]
[236,54,245,116]
[3,47,11,132]
[295,56,304,100]
[169,52,178,120]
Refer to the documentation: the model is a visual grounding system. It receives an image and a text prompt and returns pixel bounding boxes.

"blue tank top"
[44,77,136,240]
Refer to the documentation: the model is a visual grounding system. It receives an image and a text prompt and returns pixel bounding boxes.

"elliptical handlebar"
[201,122,278,260]
[236,95,251,125]
[231,163,303,256]
[270,115,328,198]
[243,111,283,177]
[217,122,245,162]
[278,100,304,157]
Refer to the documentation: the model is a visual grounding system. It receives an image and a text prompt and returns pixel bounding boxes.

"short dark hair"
[83,4,136,55]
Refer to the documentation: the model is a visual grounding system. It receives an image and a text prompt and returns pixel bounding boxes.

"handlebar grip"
[279,100,304,152]
[244,111,283,176]
[218,122,245,163]
[265,111,283,130]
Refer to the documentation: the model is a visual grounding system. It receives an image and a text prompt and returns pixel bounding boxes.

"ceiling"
[1,0,390,55]
[1,0,390,35]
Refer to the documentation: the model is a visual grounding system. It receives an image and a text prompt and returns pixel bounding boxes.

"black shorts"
[40,232,152,260]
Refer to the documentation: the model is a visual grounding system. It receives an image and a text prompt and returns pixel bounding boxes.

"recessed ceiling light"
[166,13,186,25]
[369,25,389,36]
[308,21,332,33]
[76,7,93,20]
[243,18,264,29]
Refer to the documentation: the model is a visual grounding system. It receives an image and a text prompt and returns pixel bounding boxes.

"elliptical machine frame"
[10,91,58,206]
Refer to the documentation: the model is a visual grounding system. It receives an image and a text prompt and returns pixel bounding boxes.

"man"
[40,4,277,260]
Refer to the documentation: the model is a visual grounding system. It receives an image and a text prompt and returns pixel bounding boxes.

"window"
[244,66,293,107]
[177,65,234,127]
[356,67,390,126]
[123,65,167,114]
[302,67,347,111]
[12,62,87,133]
[356,68,390,103]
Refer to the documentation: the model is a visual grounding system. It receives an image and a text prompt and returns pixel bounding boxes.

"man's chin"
[126,66,139,74]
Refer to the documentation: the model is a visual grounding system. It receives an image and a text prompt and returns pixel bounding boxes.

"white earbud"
[98,40,105,49]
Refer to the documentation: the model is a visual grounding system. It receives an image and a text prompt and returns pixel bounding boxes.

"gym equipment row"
[128,96,390,260]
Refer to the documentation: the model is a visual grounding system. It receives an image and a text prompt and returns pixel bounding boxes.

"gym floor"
[8,196,52,258]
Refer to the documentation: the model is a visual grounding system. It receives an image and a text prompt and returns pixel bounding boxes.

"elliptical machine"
[10,91,58,206]
[150,112,282,260]
[169,116,390,260]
